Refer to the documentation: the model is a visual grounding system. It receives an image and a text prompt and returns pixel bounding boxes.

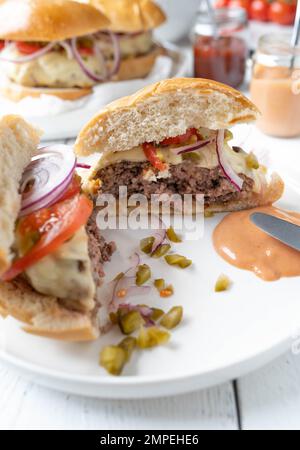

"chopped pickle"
[109,312,118,324]
[99,346,126,376]
[178,258,192,269]
[160,306,183,329]
[246,152,259,170]
[225,129,233,141]
[114,272,125,282]
[215,274,231,292]
[151,308,165,321]
[165,254,192,269]
[260,164,267,174]
[136,264,151,286]
[118,337,137,362]
[118,310,144,335]
[154,278,165,291]
[204,211,215,218]
[152,244,171,259]
[182,152,201,161]
[137,326,170,349]
[140,236,155,255]
[166,226,182,243]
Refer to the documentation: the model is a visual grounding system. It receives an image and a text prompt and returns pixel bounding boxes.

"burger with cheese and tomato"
[0,0,166,102]
[0,115,116,341]
[75,78,284,212]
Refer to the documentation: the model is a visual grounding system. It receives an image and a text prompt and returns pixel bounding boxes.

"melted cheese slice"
[25,227,95,311]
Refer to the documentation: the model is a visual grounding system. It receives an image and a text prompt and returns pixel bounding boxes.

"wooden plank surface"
[0,363,238,430]
[237,352,300,430]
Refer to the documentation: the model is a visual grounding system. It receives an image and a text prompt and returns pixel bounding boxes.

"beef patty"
[86,210,116,283]
[95,160,254,206]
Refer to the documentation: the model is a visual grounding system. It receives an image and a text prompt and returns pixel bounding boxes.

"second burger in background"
[0,0,166,102]
[83,0,166,80]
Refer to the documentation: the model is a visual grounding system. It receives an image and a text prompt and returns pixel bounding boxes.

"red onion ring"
[76,163,91,169]
[87,31,121,78]
[59,40,73,59]
[70,37,108,82]
[19,145,76,217]
[106,31,121,77]
[171,138,214,155]
[216,130,243,192]
[0,41,57,64]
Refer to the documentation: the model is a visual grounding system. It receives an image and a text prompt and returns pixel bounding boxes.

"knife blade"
[250,213,300,252]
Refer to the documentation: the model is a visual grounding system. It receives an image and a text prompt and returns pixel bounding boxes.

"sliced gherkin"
[160,306,183,330]
[99,346,126,376]
[137,326,170,349]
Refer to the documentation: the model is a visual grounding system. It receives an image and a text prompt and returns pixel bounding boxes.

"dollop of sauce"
[213,206,300,281]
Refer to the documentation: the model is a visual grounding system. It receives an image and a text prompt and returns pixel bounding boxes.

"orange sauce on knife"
[213,206,300,281]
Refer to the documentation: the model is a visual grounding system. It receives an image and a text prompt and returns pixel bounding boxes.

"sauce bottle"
[250,34,300,138]
[191,7,248,89]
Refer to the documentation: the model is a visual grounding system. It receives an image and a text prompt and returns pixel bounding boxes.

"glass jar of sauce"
[250,34,300,138]
[192,8,248,88]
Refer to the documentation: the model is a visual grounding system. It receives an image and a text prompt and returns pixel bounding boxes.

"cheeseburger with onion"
[0,0,166,102]
[76,78,284,212]
[0,115,116,341]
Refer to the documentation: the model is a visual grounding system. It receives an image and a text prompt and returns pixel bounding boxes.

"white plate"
[1,142,300,398]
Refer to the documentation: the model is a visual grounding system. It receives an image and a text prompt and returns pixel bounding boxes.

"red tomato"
[56,176,81,203]
[250,0,269,21]
[142,143,167,172]
[160,128,200,146]
[228,0,251,14]
[16,42,42,55]
[0,41,5,51]
[2,195,93,281]
[78,46,94,56]
[215,0,229,8]
[268,1,296,25]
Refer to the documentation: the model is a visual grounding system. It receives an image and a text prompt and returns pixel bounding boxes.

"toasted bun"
[112,46,163,81]
[89,0,166,32]
[0,279,99,341]
[0,80,93,101]
[0,0,110,42]
[0,115,40,277]
[75,78,260,157]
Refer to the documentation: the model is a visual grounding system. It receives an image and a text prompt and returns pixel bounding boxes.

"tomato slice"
[56,175,81,203]
[142,143,167,172]
[0,41,5,51]
[78,46,94,56]
[160,128,200,146]
[2,195,93,281]
[16,42,42,55]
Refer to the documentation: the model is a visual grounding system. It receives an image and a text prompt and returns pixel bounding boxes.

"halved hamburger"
[0,115,115,341]
[0,0,166,102]
[75,78,284,212]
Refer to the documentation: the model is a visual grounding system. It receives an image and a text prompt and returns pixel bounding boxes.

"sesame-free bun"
[89,0,166,32]
[0,80,93,101]
[0,0,110,42]
[75,78,260,156]
[0,279,99,341]
[0,115,40,277]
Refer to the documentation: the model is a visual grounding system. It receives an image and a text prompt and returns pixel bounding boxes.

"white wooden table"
[1,351,300,430]
[1,133,300,431]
